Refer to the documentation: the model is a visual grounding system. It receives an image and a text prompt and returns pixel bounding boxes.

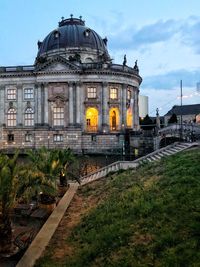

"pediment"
[46,62,69,71]
[35,56,81,72]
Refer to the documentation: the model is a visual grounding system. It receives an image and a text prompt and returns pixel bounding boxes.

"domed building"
[0,16,142,154]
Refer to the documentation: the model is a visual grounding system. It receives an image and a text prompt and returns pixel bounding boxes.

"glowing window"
[127,89,131,100]
[126,109,133,128]
[86,107,98,132]
[7,88,16,100]
[109,108,119,131]
[87,87,97,99]
[7,108,16,126]
[110,88,118,100]
[53,107,64,126]
[25,108,34,126]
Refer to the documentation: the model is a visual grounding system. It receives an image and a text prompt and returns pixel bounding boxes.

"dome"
[37,16,109,59]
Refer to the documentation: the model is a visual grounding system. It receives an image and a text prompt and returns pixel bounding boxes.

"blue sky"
[1,0,200,115]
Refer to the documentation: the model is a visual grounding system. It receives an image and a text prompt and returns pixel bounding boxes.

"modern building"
[0,16,142,154]
[139,95,148,118]
[164,104,200,125]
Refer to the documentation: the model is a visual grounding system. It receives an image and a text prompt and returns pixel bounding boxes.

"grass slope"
[36,149,200,267]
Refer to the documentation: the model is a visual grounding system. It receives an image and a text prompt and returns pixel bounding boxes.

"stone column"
[41,83,45,125]
[17,84,23,126]
[69,82,74,125]
[0,85,5,125]
[102,82,109,131]
[134,87,139,130]
[44,84,49,125]
[122,84,127,127]
[75,81,81,125]
[34,84,38,125]
[36,83,42,125]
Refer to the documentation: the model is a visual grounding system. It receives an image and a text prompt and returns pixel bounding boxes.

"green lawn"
[36,149,200,267]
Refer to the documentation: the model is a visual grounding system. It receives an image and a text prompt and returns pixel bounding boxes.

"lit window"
[109,108,119,131]
[87,87,97,99]
[127,89,131,100]
[110,88,118,100]
[53,134,63,142]
[24,88,34,99]
[7,88,16,100]
[25,133,32,142]
[25,108,34,126]
[7,108,16,126]
[53,107,64,126]
[86,107,98,132]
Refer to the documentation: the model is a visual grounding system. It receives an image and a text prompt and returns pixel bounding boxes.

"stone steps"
[80,142,198,185]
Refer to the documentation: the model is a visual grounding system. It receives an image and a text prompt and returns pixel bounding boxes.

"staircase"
[80,142,198,185]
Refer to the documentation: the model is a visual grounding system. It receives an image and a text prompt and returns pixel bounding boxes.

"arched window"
[25,107,34,126]
[86,107,98,132]
[7,108,16,127]
[53,106,64,126]
[109,108,119,131]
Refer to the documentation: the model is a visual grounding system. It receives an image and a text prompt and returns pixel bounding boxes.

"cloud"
[109,19,180,50]
[180,18,200,54]
[141,69,200,90]
[107,16,200,56]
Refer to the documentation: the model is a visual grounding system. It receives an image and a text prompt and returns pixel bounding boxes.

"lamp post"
[48,135,50,149]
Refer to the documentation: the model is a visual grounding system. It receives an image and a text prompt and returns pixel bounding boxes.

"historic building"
[0,16,142,154]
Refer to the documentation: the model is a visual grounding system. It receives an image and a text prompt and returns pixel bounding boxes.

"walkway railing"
[81,160,138,185]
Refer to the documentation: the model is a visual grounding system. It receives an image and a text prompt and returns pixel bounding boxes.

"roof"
[164,104,200,116]
[37,17,108,57]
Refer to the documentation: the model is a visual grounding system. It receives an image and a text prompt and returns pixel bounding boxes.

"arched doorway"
[109,108,119,131]
[86,107,98,132]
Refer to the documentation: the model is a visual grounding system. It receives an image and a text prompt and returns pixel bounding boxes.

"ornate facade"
[0,16,142,154]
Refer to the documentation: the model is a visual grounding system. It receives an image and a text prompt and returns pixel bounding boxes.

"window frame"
[24,107,34,126]
[7,88,17,100]
[87,87,97,99]
[109,87,118,100]
[53,106,64,127]
[24,88,34,100]
[25,133,32,142]
[53,134,63,142]
[7,108,17,127]
[7,134,14,142]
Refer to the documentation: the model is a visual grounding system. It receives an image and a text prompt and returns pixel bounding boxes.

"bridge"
[158,123,200,139]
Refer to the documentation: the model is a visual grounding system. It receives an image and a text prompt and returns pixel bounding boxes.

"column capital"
[102,82,108,87]
[68,81,74,87]
[122,83,128,89]
[75,81,82,87]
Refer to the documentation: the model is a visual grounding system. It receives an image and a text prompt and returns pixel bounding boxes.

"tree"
[0,149,58,254]
[0,152,19,253]
[168,113,177,124]
[140,115,154,130]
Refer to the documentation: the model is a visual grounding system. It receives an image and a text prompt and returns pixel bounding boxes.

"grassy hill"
[36,148,200,267]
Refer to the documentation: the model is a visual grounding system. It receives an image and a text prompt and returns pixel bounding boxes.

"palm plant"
[0,151,22,253]
[54,148,80,186]
[27,147,61,204]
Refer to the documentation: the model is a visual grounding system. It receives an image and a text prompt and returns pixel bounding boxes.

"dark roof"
[165,104,200,116]
[37,17,108,57]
